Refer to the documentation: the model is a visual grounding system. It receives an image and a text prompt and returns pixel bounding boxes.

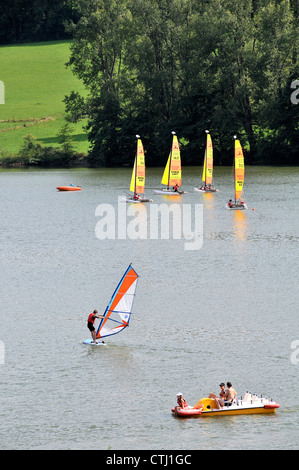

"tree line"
[0,0,80,44]
[64,0,299,166]
[1,0,299,166]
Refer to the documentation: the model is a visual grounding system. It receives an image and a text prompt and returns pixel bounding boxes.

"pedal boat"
[172,393,280,418]
[57,186,81,191]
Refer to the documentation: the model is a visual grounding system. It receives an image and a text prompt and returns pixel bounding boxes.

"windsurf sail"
[161,132,181,188]
[202,132,213,186]
[96,264,139,339]
[130,137,145,195]
[234,138,245,201]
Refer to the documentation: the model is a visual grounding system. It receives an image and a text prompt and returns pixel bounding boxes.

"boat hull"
[120,196,153,203]
[57,186,81,191]
[153,189,187,195]
[200,406,278,417]
[127,199,153,203]
[225,203,247,210]
[82,339,107,346]
[171,406,202,417]
[194,187,219,193]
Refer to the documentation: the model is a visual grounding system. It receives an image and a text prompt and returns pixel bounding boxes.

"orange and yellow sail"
[161,133,181,188]
[130,138,145,194]
[234,139,245,201]
[96,265,139,339]
[202,132,213,185]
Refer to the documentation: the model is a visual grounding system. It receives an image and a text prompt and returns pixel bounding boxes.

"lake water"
[0,166,298,450]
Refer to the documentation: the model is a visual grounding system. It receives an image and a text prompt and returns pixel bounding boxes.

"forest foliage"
[64,0,299,166]
[1,0,299,166]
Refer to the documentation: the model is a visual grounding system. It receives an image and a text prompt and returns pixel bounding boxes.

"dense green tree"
[65,0,132,165]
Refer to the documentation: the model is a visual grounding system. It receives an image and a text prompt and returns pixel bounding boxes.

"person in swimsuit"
[175,393,188,411]
[209,382,225,400]
[210,382,237,409]
[224,382,237,404]
[87,309,105,343]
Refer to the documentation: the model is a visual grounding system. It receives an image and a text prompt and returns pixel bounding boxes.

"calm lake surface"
[0,166,298,450]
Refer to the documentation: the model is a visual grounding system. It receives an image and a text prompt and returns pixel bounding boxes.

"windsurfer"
[87,309,105,344]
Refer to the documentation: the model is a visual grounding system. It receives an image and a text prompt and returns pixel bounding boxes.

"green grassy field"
[0,40,89,155]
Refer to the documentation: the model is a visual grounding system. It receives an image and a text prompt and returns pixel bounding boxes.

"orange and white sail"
[130,137,145,195]
[202,132,213,186]
[234,138,245,201]
[161,132,181,188]
[96,265,139,339]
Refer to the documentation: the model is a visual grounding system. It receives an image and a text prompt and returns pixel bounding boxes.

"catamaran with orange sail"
[154,132,187,195]
[194,130,218,193]
[226,136,247,210]
[124,136,153,203]
[83,264,139,345]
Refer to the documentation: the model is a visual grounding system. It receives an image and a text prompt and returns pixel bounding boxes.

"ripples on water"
[0,166,298,450]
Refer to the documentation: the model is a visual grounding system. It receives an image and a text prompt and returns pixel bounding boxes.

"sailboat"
[153,131,187,195]
[83,264,139,346]
[226,136,247,210]
[194,130,218,193]
[124,135,153,203]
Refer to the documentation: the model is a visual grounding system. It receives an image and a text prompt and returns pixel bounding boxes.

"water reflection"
[1,167,298,450]
[232,210,248,241]
[202,191,216,208]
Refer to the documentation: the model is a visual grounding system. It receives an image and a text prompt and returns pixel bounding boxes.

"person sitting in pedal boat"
[176,393,188,409]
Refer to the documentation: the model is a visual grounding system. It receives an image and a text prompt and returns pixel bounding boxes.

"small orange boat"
[57,186,81,192]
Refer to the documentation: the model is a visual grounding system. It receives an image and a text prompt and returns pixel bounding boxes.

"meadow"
[0,40,89,155]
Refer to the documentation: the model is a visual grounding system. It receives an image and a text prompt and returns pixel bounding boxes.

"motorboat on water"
[172,393,280,418]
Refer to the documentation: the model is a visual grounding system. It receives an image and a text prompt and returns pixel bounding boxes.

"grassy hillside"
[0,40,88,155]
